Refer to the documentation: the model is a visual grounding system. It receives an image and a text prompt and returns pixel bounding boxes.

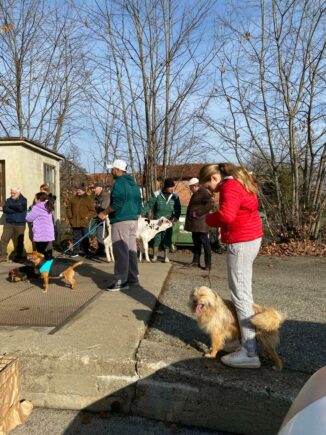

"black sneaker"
[105,282,129,292]
[127,280,139,286]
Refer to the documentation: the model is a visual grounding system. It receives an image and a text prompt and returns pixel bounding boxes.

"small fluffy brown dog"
[27,251,83,293]
[189,286,284,370]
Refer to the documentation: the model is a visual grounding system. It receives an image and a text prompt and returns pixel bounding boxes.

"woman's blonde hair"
[199,163,258,194]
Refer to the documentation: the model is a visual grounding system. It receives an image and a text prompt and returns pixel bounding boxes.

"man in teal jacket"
[142,178,181,263]
[98,159,141,291]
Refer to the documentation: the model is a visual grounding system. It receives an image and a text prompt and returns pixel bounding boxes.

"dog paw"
[204,352,217,359]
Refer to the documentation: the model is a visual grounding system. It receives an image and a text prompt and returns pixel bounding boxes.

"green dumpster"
[172,206,193,246]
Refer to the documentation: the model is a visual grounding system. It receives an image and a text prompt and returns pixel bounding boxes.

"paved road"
[147,252,326,374]
[9,251,326,434]
[12,407,229,435]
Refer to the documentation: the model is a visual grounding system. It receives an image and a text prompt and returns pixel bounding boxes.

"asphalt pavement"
[2,251,326,435]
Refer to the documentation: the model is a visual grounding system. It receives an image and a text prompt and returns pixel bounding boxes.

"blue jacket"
[3,195,27,225]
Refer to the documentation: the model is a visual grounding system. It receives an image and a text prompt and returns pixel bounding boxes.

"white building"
[0,137,64,253]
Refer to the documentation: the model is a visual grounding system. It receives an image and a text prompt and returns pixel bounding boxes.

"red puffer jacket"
[206,178,263,244]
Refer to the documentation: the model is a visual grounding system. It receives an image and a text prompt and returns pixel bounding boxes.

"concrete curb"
[133,340,309,435]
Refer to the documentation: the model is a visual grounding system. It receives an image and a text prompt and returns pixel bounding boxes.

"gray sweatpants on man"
[227,237,262,355]
[111,220,139,284]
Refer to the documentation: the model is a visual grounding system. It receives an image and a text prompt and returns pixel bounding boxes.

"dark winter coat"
[185,187,213,233]
[94,190,110,214]
[3,194,27,225]
[66,194,96,228]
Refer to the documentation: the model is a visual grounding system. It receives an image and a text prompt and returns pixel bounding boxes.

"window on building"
[0,161,5,206]
[44,163,56,194]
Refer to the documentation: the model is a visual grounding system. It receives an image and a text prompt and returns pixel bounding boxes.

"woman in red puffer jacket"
[199,163,263,369]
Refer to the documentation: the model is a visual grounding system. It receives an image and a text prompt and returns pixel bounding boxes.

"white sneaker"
[221,347,261,369]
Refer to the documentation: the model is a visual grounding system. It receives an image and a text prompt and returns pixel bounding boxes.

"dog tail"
[251,306,285,332]
[71,260,84,269]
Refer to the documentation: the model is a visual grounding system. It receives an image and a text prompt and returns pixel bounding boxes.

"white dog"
[103,216,114,262]
[136,217,172,262]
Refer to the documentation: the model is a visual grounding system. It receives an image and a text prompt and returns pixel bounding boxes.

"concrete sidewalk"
[1,254,325,435]
[0,257,171,410]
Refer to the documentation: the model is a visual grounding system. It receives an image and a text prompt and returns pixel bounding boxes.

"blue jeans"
[227,238,262,355]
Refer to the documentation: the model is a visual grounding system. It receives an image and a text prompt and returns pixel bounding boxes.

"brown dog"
[27,251,83,293]
[189,286,284,370]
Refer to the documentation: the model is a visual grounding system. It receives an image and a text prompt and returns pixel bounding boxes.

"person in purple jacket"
[26,192,55,259]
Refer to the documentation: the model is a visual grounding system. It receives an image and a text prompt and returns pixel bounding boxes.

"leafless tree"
[0,0,91,151]
[84,0,215,197]
[199,0,326,240]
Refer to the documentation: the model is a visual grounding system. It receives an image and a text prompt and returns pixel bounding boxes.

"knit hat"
[188,177,199,186]
[76,183,86,191]
[163,178,175,189]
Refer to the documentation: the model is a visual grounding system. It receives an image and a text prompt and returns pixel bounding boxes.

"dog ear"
[192,287,198,297]
[211,289,219,299]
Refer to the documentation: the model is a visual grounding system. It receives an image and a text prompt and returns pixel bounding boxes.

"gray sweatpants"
[227,237,262,355]
[111,220,139,284]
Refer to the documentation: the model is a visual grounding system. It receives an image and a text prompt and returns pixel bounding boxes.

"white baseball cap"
[188,177,199,186]
[107,159,127,172]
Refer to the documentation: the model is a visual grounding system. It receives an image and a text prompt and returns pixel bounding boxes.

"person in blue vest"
[142,178,181,263]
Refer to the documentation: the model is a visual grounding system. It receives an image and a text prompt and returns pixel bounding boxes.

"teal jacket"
[110,174,142,223]
[142,191,181,220]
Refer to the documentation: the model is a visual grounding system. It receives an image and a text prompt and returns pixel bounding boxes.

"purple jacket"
[26,202,55,242]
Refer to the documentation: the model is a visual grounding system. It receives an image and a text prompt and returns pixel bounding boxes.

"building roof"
[0,137,65,160]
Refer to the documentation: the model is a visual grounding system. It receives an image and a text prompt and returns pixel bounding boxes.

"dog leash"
[62,221,103,255]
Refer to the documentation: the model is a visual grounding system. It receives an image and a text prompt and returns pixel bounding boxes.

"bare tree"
[0,0,91,151]
[199,0,326,240]
[84,0,215,197]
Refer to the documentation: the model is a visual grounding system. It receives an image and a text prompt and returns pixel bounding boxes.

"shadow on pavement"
[59,352,301,435]
[279,319,326,373]
[76,262,114,288]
